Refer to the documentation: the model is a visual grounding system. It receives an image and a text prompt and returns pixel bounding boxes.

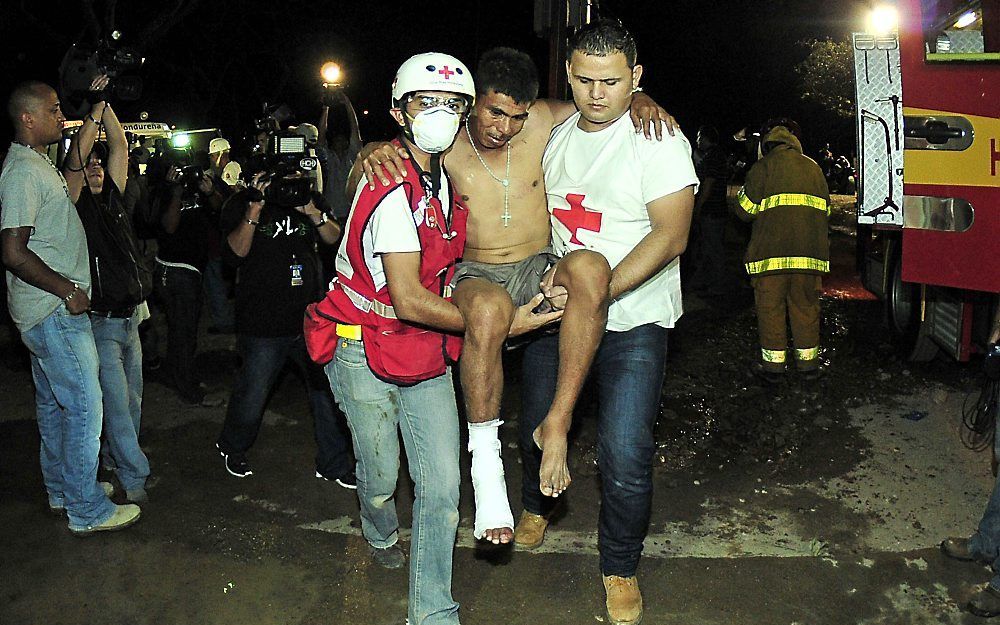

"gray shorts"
[452,248,558,307]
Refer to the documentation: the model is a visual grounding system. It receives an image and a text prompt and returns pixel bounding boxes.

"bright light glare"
[868,5,899,34]
[954,11,977,28]
[171,133,191,148]
[321,62,342,84]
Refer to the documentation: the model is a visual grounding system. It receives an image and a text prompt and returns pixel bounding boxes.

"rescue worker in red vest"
[735,119,830,382]
[306,52,558,625]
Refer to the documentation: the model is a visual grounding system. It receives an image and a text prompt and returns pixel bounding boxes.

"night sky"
[0,0,872,155]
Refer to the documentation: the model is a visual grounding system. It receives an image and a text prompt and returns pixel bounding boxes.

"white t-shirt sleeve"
[639,133,700,204]
[0,164,41,232]
[370,186,421,254]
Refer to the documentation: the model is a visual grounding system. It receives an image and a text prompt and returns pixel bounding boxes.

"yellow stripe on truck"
[904,107,1000,189]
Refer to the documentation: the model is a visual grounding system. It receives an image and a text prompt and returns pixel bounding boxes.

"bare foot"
[533,420,571,497]
[482,526,514,545]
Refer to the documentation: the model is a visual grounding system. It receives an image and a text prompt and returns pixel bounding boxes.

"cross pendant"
[501,209,511,227]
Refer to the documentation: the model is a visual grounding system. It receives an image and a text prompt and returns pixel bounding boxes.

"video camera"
[247,131,320,207]
[58,34,145,117]
[151,140,208,194]
[179,164,206,188]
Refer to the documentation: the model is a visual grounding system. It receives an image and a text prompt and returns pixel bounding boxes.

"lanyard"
[398,139,455,240]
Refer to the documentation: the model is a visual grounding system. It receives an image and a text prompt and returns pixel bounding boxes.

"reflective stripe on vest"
[737,189,829,216]
[761,347,787,363]
[745,256,830,274]
[795,346,819,361]
[340,282,398,319]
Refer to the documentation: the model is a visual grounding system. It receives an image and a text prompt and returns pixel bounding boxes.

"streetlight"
[321,61,343,86]
[868,5,899,34]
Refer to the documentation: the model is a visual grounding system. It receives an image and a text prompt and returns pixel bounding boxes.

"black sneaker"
[335,471,358,490]
[217,444,252,478]
[315,470,358,490]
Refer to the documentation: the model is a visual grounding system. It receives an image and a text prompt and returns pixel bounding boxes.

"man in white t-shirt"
[523,19,698,625]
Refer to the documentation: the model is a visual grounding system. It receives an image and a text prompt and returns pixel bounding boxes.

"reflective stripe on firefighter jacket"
[735,127,830,277]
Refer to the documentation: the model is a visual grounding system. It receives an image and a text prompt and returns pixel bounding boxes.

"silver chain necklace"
[465,119,512,227]
[12,140,71,199]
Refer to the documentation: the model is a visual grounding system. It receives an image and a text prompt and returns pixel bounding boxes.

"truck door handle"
[904,120,964,143]
[902,116,974,150]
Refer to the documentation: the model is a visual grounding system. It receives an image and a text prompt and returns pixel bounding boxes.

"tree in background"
[795,38,855,119]
[794,38,856,158]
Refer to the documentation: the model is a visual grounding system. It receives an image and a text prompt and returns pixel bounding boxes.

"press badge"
[290,261,303,287]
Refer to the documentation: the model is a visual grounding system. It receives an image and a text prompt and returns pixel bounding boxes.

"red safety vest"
[304,143,467,385]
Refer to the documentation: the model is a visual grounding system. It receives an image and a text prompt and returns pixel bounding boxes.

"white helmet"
[391,52,475,107]
[208,137,231,154]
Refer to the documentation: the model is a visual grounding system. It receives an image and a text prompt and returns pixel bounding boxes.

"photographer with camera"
[213,144,352,483]
[317,87,361,221]
[64,89,153,504]
[152,155,224,405]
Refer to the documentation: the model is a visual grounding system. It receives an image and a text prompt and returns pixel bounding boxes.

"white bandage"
[468,420,514,539]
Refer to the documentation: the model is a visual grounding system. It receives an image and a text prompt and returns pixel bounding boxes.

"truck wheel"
[886,248,939,361]
[886,250,917,338]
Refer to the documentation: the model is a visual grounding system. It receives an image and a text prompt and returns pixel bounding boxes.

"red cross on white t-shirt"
[553,193,603,245]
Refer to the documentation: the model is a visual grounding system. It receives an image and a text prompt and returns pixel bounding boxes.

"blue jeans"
[325,338,461,625]
[91,310,150,492]
[520,324,668,577]
[217,334,352,478]
[20,305,116,530]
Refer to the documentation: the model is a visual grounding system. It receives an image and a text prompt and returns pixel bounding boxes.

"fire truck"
[855,0,1000,361]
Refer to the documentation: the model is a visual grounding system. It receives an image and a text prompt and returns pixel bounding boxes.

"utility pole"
[534,0,598,99]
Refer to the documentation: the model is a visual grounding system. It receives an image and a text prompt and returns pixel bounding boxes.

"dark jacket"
[735,126,830,276]
[76,181,153,311]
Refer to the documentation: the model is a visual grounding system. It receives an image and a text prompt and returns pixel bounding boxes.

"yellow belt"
[336,324,361,340]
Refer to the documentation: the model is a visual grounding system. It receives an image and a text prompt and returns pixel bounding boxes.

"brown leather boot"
[603,574,643,625]
[513,510,549,550]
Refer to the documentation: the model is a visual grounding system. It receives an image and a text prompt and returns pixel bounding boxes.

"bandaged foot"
[468,419,514,544]
[533,419,572,498]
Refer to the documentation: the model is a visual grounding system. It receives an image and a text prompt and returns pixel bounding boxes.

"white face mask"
[409,106,461,153]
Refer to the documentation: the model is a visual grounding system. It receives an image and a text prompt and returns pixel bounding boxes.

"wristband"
[246,218,260,226]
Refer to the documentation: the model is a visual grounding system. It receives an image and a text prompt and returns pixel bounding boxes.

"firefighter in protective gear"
[735,122,830,378]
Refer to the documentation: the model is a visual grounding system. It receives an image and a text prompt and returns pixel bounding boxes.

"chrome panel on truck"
[902,195,974,232]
